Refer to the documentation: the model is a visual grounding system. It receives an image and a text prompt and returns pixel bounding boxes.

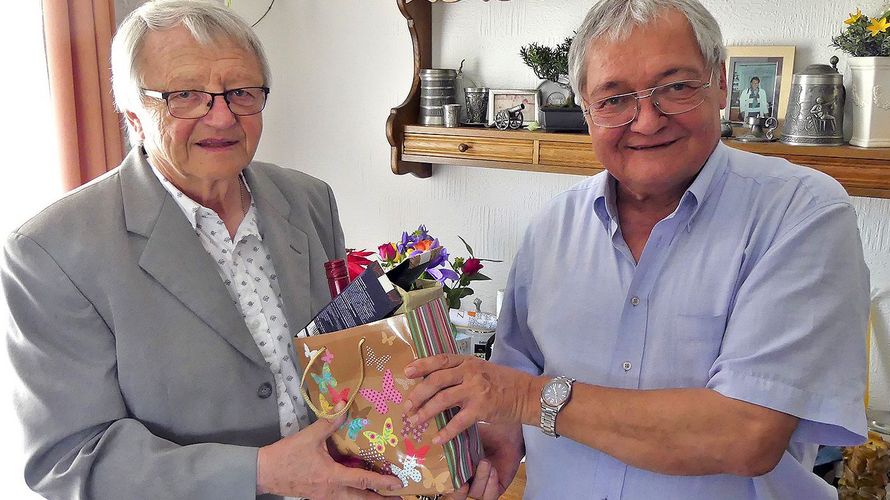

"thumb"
[307,402,348,440]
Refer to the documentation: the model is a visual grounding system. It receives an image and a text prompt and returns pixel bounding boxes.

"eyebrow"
[589,67,704,97]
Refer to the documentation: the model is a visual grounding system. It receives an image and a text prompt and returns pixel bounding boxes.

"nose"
[202,94,237,127]
[628,94,666,134]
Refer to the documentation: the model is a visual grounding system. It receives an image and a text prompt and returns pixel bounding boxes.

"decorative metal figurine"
[494,103,525,130]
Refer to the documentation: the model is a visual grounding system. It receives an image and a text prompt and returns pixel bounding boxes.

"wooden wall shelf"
[386,1,890,199]
[401,125,890,198]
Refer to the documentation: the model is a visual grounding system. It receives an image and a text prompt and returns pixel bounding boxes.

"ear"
[124,110,146,142]
[718,61,728,110]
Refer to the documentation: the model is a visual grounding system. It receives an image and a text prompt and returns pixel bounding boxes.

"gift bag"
[294,285,482,496]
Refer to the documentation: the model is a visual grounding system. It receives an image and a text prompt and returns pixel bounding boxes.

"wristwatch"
[540,376,575,438]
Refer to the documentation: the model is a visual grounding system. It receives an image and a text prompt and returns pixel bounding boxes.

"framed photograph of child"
[724,46,795,125]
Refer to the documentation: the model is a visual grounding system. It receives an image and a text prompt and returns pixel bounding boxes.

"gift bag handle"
[299,337,366,419]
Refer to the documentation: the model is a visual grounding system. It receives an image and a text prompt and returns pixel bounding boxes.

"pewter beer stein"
[781,57,845,146]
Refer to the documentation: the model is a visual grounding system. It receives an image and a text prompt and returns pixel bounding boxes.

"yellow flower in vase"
[845,8,862,25]
[867,17,890,36]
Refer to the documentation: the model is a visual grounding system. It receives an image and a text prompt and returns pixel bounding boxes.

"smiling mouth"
[196,139,238,148]
[627,139,678,151]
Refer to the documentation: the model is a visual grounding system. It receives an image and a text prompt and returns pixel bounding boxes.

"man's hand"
[256,412,403,499]
[403,354,539,446]
[450,423,525,500]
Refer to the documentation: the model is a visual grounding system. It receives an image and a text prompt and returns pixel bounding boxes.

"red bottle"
[324,259,350,299]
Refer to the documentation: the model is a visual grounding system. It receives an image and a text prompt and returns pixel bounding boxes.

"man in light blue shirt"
[402,0,869,499]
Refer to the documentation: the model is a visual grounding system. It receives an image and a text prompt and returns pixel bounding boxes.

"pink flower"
[378,243,397,262]
[462,258,483,276]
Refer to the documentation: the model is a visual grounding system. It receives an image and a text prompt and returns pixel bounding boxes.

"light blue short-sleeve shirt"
[491,142,869,499]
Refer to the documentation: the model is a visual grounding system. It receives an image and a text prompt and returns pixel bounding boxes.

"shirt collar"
[591,140,728,232]
[148,162,261,241]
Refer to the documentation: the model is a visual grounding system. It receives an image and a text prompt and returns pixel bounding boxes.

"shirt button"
[622,361,632,371]
[257,382,273,399]
[630,296,640,306]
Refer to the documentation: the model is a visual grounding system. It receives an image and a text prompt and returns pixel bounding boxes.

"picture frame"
[487,89,540,127]
[724,45,795,125]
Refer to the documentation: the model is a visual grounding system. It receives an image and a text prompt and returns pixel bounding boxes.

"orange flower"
[413,239,432,252]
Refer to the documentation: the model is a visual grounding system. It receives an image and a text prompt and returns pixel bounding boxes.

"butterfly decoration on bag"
[311,363,337,393]
[358,446,388,465]
[363,345,391,372]
[400,413,429,441]
[303,343,320,360]
[390,438,429,487]
[342,406,371,440]
[363,417,399,454]
[390,454,422,487]
[404,438,430,464]
[318,393,335,414]
[328,386,350,405]
[421,467,450,492]
[394,376,414,390]
[381,331,396,346]
[359,369,403,414]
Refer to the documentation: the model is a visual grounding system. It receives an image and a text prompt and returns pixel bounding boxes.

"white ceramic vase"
[849,56,890,147]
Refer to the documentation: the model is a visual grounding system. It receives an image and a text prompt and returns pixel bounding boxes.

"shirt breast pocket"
[669,312,727,386]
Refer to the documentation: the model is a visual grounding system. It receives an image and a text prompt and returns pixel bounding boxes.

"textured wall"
[241,0,890,408]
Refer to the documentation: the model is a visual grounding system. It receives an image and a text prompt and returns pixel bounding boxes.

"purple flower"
[397,231,410,254]
[427,266,460,283]
[428,243,449,268]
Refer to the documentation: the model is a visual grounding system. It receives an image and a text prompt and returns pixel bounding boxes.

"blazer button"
[257,382,273,399]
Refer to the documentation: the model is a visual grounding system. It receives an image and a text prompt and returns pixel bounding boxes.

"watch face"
[542,380,569,406]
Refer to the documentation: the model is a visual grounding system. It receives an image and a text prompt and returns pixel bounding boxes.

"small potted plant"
[520,36,586,132]
[830,7,890,146]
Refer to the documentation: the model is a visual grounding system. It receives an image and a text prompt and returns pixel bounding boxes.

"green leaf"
[467,272,491,281]
[456,287,474,299]
[457,235,474,257]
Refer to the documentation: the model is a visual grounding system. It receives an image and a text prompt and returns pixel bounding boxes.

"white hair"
[111,0,271,118]
[568,0,725,98]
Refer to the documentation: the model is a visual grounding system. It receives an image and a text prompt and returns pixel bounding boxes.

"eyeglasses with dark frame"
[141,87,270,119]
[583,72,714,128]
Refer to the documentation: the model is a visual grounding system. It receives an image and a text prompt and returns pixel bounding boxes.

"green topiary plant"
[520,36,577,108]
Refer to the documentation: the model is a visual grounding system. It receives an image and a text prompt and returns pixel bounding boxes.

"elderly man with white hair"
[2,1,402,498]
[403,1,870,499]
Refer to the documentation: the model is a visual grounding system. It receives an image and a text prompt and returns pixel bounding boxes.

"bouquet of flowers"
[831,7,890,57]
[371,225,498,309]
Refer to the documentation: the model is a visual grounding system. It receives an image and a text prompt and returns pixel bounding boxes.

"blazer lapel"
[244,168,312,335]
[120,149,265,366]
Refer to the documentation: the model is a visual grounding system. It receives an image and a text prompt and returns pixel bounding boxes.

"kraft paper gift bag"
[294,286,482,496]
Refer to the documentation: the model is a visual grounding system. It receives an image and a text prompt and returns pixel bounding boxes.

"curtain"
[44,0,124,191]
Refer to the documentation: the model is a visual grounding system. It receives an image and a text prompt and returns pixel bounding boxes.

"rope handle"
[299,337,366,419]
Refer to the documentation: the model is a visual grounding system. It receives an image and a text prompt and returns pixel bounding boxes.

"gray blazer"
[3,147,346,499]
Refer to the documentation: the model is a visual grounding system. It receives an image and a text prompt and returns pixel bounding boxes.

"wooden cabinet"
[386,0,890,199]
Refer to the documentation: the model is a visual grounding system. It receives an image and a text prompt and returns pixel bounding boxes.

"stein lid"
[799,56,841,76]
[792,56,842,84]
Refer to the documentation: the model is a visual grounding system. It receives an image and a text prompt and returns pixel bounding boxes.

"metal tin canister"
[419,69,457,126]
[781,58,845,146]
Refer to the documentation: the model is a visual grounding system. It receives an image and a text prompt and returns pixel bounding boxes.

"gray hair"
[111,0,271,116]
[568,0,725,99]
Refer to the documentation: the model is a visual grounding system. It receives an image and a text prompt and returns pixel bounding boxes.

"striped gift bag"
[294,286,482,496]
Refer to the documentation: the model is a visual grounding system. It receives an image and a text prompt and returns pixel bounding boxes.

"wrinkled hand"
[256,412,402,499]
[403,354,536,446]
[450,423,525,500]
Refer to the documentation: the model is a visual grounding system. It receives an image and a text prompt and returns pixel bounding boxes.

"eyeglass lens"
[589,79,709,127]
[166,88,267,119]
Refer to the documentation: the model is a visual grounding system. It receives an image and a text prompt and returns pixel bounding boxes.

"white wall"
[238,0,890,406]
